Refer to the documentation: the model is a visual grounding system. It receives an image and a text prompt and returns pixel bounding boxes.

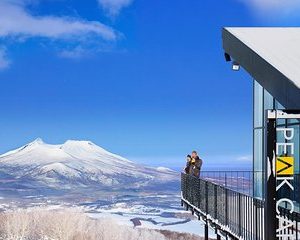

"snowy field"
[0,194,216,238]
[85,200,215,237]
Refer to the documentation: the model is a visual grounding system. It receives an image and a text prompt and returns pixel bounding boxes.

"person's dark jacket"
[192,156,203,177]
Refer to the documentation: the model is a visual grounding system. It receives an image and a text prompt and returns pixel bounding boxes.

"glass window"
[254,171,263,199]
[287,119,299,124]
[254,128,263,171]
[263,89,274,122]
[275,100,285,110]
[254,128,263,198]
[254,81,263,128]
[264,89,274,110]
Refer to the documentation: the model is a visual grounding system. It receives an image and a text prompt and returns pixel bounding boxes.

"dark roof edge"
[222,27,300,109]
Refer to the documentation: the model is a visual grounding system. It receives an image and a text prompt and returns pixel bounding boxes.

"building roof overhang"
[222,27,300,109]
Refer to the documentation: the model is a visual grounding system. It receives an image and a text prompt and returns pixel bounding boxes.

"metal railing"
[200,171,262,196]
[201,171,300,205]
[181,173,300,240]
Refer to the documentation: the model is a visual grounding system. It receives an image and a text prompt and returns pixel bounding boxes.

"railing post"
[180,174,183,208]
[191,176,193,205]
[225,188,228,226]
[214,185,218,219]
[205,223,209,240]
[238,193,242,237]
[254,199,258,239]
[187,174,191,203]
[205,180,209,240]
[205,181,208,214]
[196,178,200,209]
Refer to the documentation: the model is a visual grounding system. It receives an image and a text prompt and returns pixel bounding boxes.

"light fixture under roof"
[232,61,240,71]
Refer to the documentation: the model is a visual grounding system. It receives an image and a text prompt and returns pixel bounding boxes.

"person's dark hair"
[192,151,197,154]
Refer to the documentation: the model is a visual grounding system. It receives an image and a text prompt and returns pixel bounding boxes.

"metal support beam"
[205,223,209,240]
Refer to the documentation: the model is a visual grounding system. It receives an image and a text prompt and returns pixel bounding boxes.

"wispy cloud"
[98,0,133,17]
[240,0,300,17]
[0,0,120,69]
[0,47,11,70]
[59,46,92,60]
[236,155,252,162]
[0,1,117,41]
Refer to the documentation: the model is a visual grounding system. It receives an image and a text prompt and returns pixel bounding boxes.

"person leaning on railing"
[184,151,203,177]
[191,150,202,178]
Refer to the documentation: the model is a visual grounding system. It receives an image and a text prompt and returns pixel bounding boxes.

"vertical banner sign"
[265,113,277,240]
[265,110,298,240]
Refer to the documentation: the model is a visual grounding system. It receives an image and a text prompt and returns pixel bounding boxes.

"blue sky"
[0,0,300,170]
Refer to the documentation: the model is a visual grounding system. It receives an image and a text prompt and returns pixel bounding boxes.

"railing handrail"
[183,172,258,199]
[198,170,258,197]
[198,174,258,199]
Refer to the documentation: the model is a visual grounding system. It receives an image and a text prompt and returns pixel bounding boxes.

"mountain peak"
[64,139,94,145]
[31,138,45,145]
[1,138,134,167]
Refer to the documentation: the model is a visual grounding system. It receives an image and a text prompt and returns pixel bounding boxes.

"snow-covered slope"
[0,139,178,195]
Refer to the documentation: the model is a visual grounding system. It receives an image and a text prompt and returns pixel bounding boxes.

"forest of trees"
[0,208,203,240]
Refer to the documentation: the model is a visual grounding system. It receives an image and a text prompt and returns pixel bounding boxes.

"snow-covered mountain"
[0,139,178,199]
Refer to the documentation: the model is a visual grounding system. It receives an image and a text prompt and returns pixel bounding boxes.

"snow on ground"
[0,195,216,238]
[86,203,216,237]
[88,211,209,236]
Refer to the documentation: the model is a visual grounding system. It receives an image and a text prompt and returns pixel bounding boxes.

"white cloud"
[0,48,11,70]
[0,1,117,41]
[241,0,300,16]
[0,0,120,69]
[236,155,252,162]
[98,0,133,17]
[3,0,38,5]
[59,46,91,59]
